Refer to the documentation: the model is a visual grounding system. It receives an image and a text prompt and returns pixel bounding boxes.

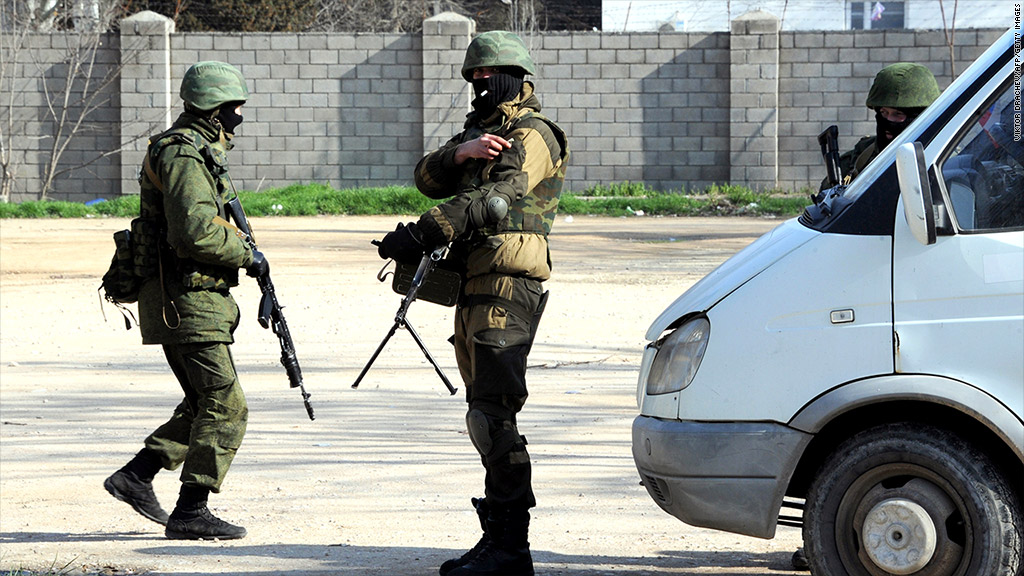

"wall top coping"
[733,9,781,23]
[122,10,173,24]
[424,12,473,24]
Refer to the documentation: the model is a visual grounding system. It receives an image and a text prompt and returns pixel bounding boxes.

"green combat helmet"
[179,61,249,112]
[461,31,536,81]
[865,62,940,110]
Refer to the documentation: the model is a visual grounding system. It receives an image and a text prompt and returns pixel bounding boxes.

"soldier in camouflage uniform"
[104,61,265,541]
[820,62,940,191]
[376,31,568,576]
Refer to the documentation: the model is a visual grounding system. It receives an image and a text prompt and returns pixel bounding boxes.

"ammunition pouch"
[130,217,162,279]
[100,228,141,305]
[391,260,461,307]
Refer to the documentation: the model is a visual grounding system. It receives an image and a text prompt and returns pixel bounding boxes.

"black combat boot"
[103,448,169,525]
[447,512,533,576]
[164,484,247,540]
[440,497,490,576]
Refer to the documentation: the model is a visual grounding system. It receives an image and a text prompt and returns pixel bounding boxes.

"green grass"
[0,182,812,219]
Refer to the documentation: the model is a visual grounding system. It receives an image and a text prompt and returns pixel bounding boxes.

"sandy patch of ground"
[0,215,802,575]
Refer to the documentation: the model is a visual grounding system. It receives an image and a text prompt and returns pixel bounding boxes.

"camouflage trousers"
[144,342,248,492]
[455,274,546,514]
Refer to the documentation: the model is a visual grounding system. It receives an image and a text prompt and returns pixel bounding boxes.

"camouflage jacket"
[137,112,254,345]
[413,81,569,286]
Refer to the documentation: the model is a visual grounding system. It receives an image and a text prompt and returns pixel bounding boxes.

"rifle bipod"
[352,246,458,395]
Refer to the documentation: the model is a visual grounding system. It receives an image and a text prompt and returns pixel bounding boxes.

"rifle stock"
[225,196,315,421]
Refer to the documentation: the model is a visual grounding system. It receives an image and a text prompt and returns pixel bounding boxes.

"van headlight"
[646,316,710,395]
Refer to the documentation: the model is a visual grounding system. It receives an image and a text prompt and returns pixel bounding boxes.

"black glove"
[246,249,269,278]
[376,222,426,265]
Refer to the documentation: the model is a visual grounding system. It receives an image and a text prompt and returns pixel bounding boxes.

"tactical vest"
[140,126,239,291]
[475,111,568,237]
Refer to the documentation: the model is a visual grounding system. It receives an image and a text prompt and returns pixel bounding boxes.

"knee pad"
[467,407,530,468]
[466,409,493,457]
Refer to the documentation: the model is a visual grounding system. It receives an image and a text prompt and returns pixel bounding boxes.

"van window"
[939,80,1024,231]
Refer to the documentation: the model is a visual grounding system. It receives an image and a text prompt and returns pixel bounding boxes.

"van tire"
[803,423,1022,576]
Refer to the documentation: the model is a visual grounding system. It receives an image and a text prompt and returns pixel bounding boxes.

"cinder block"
[572,35,600,49]
[310,50,338,65]
[794,33,825,49]
[853,32,885,47]
[601,35,630,49]
[355,36,385,51]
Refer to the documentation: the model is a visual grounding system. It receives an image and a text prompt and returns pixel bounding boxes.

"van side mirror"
[895,141,936,245]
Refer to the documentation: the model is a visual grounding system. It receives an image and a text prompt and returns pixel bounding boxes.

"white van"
[631,29,1023,575]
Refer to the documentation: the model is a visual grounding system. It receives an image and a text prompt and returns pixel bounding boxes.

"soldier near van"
[375,31,568,576]
[820,62,940,190]
[104,61,266,541]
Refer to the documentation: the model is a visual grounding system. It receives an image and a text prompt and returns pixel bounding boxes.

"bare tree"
[21,0,60,30]
[939,0,958,78]
[0,3,32,201]
[2,0,131,201]
[308,0,433,33]
[307,0,569,34]
[37,2,124,198]
[501,0,539,37]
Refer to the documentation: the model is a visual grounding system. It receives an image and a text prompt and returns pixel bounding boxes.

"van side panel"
[893,209,1024,420]
[678,233,894,422]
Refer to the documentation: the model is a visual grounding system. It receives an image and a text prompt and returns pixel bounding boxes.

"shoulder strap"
[143,153,164,192]
[508,111,569,167]
[142,128,207,193]
[512,112,568,158]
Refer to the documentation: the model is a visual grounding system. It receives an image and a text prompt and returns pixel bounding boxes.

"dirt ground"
[0,214,804,575]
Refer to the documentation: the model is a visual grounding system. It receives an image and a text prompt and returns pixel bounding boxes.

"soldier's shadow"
[0,531,158,543]
[131,543,800,575]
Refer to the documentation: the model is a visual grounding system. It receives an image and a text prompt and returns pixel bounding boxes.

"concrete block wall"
[4,32,122,202]
[165,31,424,192]
[730,11,780,189]
[119,10,174,192]
[533,31,730,189]
[2,10,1006,202]
[421,13,474,154]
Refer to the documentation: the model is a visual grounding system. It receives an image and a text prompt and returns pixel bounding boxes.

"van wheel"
[803,423,1021,576]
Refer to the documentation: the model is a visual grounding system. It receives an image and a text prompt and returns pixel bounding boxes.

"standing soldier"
[104,61,265,541]
[375,31,569,576]
[820,62,940,190]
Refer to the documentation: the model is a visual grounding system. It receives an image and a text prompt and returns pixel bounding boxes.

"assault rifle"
[352,245,458,395]
[223,196,315,420]
[810,124,847,208]
[819,125,844,189]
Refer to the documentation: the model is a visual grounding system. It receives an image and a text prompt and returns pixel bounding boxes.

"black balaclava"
[471,72,523,118]
[874,108,923,149]
[216,103,244,135]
